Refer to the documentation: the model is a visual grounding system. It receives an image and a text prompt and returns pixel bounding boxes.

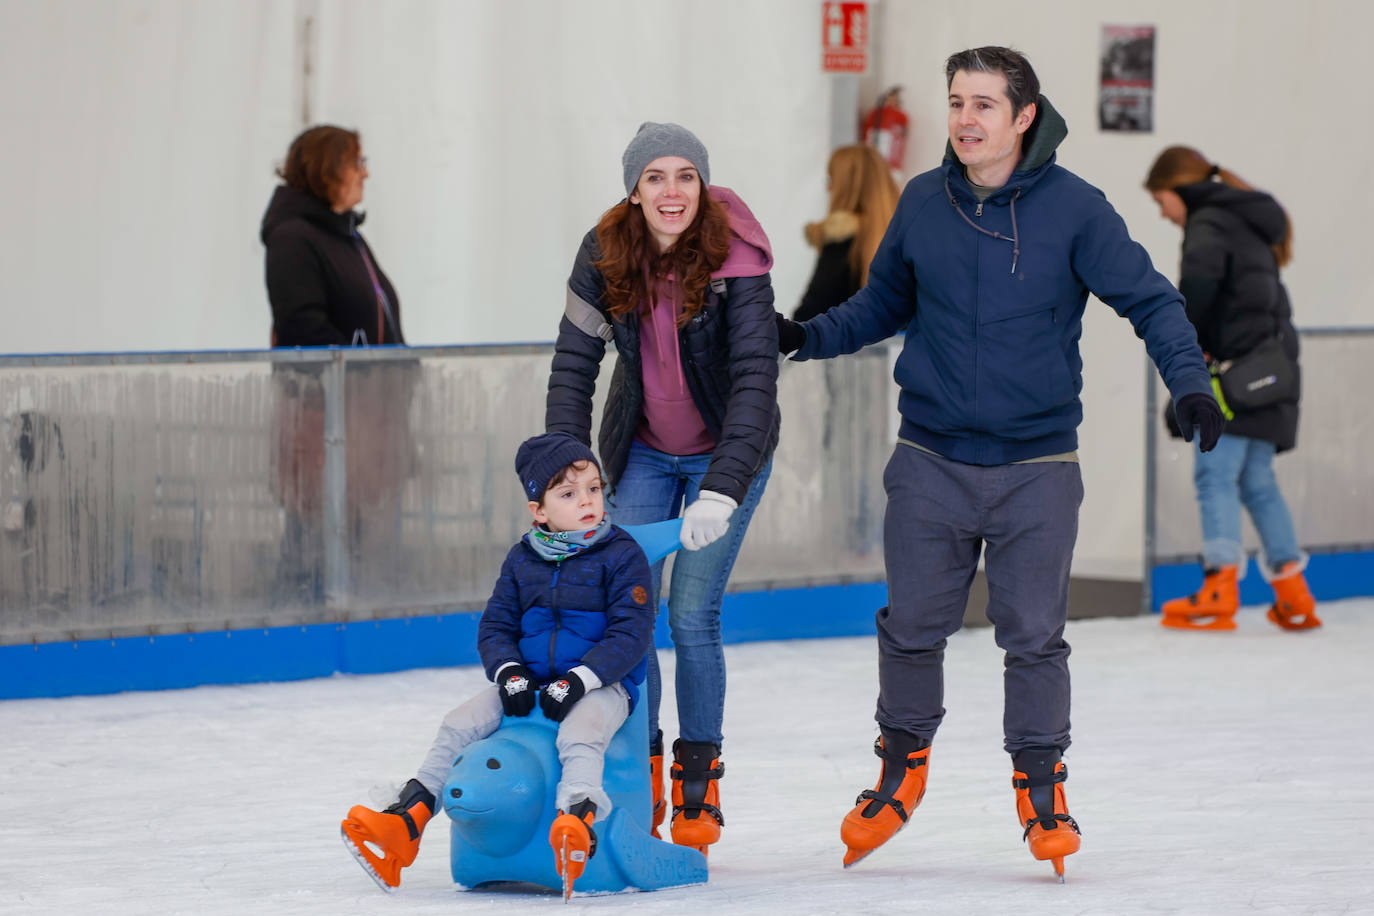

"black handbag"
[1214,336,1299,411]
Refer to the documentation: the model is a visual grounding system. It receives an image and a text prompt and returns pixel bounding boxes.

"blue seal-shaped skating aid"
[443,518,701,894]
[444,701,707,892]
[617,519,683,565]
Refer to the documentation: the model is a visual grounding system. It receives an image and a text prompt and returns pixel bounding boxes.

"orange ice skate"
[840,728,931,867]
[340,779,435,891]
[550,799,598,900]
[649,729,666,839]
[670,740,724,854]
[1011,747,1081,882]
[1160,566,1238,630]
[1268,562,1322,630]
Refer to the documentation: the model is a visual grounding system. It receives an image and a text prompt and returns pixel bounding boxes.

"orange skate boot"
[1012,747,1081,882]
[549,799,598,900]
[840,728,931,867]
[670,740,724,854]
[340,779,435,891]
[649,729,666,839]
[1268,562,1322,630]
[1160,566,1239,630]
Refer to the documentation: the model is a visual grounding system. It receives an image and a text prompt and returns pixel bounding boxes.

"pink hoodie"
[636,186,774,456]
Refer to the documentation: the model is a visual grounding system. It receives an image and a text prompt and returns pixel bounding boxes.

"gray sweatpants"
[876,444,1082,753]
[415,682,631,815]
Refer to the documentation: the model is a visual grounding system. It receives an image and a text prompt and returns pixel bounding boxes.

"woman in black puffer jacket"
[546,123,780,853]
[1146,146,1319,632]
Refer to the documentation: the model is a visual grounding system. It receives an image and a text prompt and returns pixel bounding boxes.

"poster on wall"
[1099,24,1155,132]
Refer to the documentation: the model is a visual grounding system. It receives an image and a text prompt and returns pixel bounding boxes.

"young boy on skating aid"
[341,432,655,891]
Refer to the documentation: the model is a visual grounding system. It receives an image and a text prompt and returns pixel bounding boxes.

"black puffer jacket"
[545,191,780,505]
[1172,181,1299,451]
[260,185,404,347]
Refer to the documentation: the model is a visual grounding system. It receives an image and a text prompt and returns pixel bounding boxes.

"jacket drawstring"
[945,178,1022,274]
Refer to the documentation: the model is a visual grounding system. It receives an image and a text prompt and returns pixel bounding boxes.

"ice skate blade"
[560,837,572,902]
[1267,607,1322,630]
[1160,613,1236,631]
[340,825,397,894]
[1052,856,1065,883]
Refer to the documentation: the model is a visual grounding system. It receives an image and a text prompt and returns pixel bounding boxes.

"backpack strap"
[564,287,613,341]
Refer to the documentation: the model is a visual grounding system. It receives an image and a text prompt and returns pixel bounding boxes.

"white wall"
[1,0,831,352]
[873,0,1374,579]
[3,0,1370,581]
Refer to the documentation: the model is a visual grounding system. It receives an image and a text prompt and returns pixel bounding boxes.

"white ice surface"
[2,600,1372,915]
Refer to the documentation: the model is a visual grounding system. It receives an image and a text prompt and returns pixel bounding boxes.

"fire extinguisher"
[862,86,908,173]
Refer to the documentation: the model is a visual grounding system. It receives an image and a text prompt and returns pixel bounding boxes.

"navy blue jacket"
[794,97,1213,465]
[476,525,654,709]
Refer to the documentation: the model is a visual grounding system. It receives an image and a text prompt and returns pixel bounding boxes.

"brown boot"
[1011,747,1081,882]
[1268,562,1322,630]
[670,740,723,852]
[649,729,666,839]
[840,728,931,867]
[1160,566,1239,630]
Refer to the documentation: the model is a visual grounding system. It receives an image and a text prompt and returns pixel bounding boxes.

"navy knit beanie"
[622,122,710,196]
[514,433,601,500]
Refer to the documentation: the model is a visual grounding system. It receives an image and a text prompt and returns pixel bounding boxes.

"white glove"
[679,490,738,551]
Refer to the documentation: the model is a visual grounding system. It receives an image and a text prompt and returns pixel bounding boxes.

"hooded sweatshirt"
[636,186,774,456]
[794,96,1213,466]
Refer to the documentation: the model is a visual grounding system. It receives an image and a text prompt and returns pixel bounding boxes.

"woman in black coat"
[1146,146,1319,631]
[261,125,403,347]
[261,126,412,600]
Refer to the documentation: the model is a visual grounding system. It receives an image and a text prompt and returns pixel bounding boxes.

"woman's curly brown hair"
[594,188,732,327]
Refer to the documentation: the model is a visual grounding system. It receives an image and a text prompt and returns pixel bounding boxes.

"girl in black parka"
[1146,146,1320,631]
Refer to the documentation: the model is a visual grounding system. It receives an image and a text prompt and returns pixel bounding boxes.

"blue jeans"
[608,441,772,747]
[1193,433,1299,571]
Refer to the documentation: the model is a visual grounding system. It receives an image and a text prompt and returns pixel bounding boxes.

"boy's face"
[529,460,605,532]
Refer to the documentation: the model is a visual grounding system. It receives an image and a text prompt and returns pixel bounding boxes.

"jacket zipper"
[548,565,561,674]
[975,201,983,217]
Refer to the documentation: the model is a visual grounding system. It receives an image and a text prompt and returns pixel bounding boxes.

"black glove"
[497,664,538,717]
[775,312,806,356]
[539,670,588,722]
[1174,392,1224,453]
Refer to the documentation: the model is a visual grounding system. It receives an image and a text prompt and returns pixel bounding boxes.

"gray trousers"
[416,683,630,815]
[876,444,1082,753]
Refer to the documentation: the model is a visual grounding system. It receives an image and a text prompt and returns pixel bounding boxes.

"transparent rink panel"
[1,344,894,646]
[0,360,314,643]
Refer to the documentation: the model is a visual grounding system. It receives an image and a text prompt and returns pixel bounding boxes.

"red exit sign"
[822,2,868,74]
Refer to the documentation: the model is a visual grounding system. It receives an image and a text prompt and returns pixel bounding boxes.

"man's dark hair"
[945,47,1040,115]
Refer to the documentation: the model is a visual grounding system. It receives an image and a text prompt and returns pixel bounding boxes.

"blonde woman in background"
[793,144,900,322]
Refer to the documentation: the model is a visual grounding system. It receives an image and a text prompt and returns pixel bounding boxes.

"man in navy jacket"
[777,47,1223,876]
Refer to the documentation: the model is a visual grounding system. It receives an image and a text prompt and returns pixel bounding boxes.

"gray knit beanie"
[621,122,710,196]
